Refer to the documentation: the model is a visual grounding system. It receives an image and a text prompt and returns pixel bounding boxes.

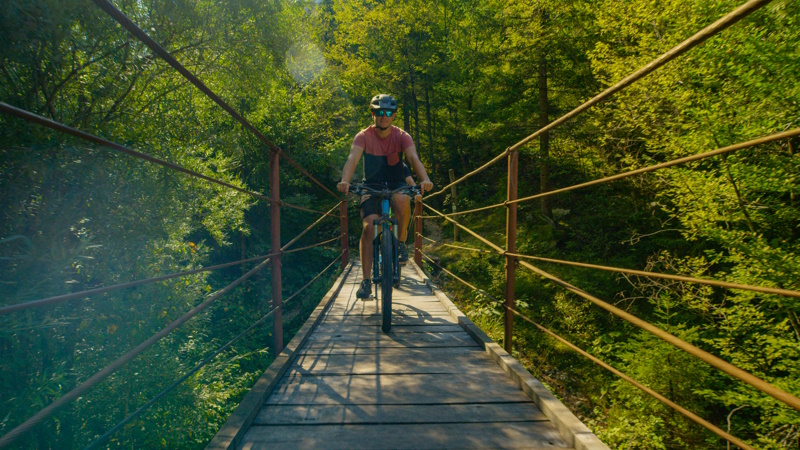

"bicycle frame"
[371,197,400,294]
[348,183,419,333]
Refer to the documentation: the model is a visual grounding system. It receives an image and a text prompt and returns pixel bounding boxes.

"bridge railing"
[414,1,798,449]
[0,1,351,447]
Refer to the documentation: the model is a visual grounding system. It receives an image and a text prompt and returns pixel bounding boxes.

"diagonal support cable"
[427,0,773,202]
[426,149,510,199]
[425,128,800,218]
[0,252,280,316]
[423,203,800,412]
[420,255,754,448]
[0,103,328,215]
[0,257,271,448]
[421,237,800,299]
[82,251,344,450]
[283,235,343,255]
[508,128,800,206]
[91,0,339,200]
[280,202,342,252]
[508,309,755,450]
[0,102,271,203]
[506,0,773,154]
[505,253,800,299]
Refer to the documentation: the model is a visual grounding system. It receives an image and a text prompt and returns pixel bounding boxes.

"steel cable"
[0,257,271,448]
[280,203,342,252]
[505,253,800,299]
[0,233,343,316]
[507,309,755,450]
[0,102,270,203]
[415,232,438,244]
[0,252,280,316]
[426,128,800,218]
[0,206,342,446]
[423,203,800,412]
[418,237,800,299]
[91,0,339,200]
[0,102,329,215]
[425,0,772,202]
[284,235,343,255]
[83,250,343,450]
[506,0,773,154]
[420,254,755,449]
[508,127,800,206]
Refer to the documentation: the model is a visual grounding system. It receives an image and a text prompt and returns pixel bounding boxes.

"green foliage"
[1,0,353,448]
[4,0,800,448]
[358,0,800,447]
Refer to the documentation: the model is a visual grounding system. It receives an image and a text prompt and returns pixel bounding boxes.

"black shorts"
[360,182,406,219]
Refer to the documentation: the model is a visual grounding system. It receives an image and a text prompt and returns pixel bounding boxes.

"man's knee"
[393,194,411,214]
[362,215,378,238]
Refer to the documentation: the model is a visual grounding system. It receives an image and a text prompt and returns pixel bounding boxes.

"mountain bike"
[349,183,420,333]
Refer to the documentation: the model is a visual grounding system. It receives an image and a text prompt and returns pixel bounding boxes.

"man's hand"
[420,179,433,195]
[337,181,350,193]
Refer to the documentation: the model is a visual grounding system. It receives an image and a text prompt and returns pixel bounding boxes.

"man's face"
[372,109,395,129]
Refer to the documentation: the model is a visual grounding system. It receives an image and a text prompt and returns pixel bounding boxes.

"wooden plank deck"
[210,261,608,450]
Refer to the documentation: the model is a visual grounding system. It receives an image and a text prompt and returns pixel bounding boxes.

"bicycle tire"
[381,222,393,333]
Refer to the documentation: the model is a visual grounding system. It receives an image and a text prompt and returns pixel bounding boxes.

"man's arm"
[337,144,365,193]
[403,146,433,193]
[403,163,416,186]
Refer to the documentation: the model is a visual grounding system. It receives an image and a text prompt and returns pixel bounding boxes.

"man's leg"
[360,214,379,279]
[393,193,411,242]
[393,193,412,263]
[357,213,379,298]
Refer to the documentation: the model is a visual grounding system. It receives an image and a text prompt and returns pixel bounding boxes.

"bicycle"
[348,183,420,333]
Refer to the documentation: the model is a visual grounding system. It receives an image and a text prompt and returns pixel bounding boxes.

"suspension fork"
[372,218,381,284]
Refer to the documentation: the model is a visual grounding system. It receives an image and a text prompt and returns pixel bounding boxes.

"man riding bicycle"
[337,94,433,299]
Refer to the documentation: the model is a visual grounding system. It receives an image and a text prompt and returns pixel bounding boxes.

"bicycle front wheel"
[380,222,393,333]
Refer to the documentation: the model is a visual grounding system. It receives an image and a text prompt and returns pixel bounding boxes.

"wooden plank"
[253,402,548,425]
[207,263,354,450]
[406,260,611,450]
[294,346,487,357]
[332,298,445,310]
[239,422,570,449]
[288,348,503,375]
[321,314,456,324]
[311,323,464,334]
[308,328,468,341]
[266,373,531,405]
[325,303,449,315]
[226,260,607,449]
[300,331,479,349]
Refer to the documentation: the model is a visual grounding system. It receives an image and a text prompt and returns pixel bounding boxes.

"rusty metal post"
[270,150,283,354]
[414,196,423,267]
[340,200,349,270]
[504,150,518,353]
[448,169,458,242]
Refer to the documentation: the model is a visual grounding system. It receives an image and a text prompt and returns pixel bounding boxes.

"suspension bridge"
[1,0,799,448]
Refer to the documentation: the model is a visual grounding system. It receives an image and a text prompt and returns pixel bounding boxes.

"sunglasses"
[373,110,394,117]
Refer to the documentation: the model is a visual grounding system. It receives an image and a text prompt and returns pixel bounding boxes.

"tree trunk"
[402,85,411,133]
[538,10,552,220]
[410,65,420,149]
[424,78,436,179]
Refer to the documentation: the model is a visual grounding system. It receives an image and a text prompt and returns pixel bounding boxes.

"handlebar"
[347,184,421,198]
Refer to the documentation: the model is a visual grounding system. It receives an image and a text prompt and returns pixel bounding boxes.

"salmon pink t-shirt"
[353,125,414,185]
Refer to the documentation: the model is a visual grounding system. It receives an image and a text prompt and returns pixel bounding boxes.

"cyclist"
[337,94,433,299]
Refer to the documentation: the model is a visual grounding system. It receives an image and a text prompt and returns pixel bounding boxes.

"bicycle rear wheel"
[380,222,393,333]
